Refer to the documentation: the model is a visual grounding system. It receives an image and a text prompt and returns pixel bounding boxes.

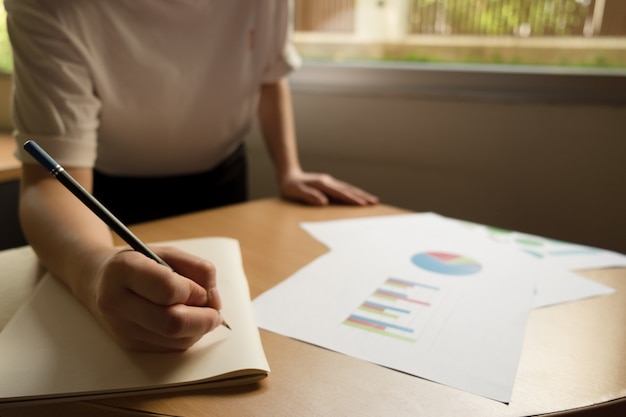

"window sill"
[289,61,626,106]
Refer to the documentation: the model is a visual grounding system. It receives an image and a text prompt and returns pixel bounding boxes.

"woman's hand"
[280,171,379,207]
[89,246,223,352]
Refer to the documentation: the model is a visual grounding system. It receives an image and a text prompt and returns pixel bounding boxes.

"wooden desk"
[0,134,20,183]
[2,199,625,417]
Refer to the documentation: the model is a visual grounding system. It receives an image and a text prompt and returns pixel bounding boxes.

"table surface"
[2,198,625,417]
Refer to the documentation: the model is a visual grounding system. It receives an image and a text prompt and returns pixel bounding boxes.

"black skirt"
[93,144,248,225]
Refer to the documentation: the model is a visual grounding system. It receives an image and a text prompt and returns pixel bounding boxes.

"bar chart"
[343,277,441,343]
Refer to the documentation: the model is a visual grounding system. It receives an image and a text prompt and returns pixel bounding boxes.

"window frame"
[288,60,626,106]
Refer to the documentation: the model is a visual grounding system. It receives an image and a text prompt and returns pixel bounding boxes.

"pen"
[23,140,231,330]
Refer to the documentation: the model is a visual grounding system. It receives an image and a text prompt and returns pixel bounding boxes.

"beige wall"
[248,85,626,253]
[2,70,623,253]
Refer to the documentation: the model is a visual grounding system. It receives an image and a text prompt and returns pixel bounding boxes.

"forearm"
[20,164,224,351]
[19,164,115,307]
[257,78,302,183]
[256,78,379,207]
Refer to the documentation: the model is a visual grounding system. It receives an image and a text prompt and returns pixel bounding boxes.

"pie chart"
[411,252,481,276]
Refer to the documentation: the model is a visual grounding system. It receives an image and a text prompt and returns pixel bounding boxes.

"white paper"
[301,213,615,307]
[254,230,538,403]
[302,212,626,271]
[444,217,626,271]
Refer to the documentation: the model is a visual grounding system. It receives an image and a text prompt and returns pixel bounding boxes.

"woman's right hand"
[89,246,224,352]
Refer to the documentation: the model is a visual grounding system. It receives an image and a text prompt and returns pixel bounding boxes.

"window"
[2,3,624,71]
[0,2,623,106]
[293,0,626,69]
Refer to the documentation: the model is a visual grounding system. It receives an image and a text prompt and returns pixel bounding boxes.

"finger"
[288,184,329,206]
[108,320,208,352]
[153,246,222,309]
[308,178,375,206]
[116,292,222,339]
[208,287,223,311]
[338,186,379,205]
[155,246,217,290]
[120,253,210,307]
[343,184,379,204]
[145,303,222,339]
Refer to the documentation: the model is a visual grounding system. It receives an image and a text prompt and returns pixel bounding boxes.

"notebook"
[0,237,269,406]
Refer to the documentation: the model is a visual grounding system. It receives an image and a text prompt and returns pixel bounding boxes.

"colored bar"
[385,277,440,291]
[345,315,385,330]
[373,289,431,306]
[343,321,416,343]
[358,300,409,318]
[385,277,415,288]
[346,314,414,333]
[358,305,399,318]
[362,301,411,314]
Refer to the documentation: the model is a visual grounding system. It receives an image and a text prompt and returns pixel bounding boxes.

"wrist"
[68,246,118,315]
[277,165,303,186]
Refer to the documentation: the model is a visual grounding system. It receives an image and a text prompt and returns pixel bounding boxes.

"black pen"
[23,140,230,330]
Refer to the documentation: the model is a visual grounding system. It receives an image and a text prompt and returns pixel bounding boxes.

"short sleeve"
[261,0,302,84]
[6,0,99,167]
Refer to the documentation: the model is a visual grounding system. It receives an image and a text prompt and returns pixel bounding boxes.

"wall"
[1,68,624,253]
[247,65,626,253]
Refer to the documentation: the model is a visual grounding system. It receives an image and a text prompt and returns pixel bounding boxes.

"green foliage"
[384,48,625,69]
[0,9,13,73]
[409,0,592,36]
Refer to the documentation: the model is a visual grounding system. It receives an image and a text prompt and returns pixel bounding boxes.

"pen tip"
[218,310,231,330]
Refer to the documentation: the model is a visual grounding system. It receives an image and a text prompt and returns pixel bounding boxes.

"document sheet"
[254,226,538,402]
[254,212,616,403]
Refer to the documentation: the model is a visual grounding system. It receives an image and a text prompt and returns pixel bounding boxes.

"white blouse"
[7,0,301,176]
